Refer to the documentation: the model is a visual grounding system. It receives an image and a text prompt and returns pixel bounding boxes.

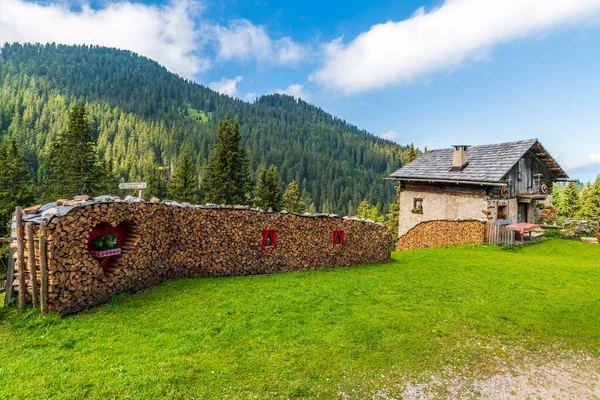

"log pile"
[396,219,484,251]
[11,201,392,315]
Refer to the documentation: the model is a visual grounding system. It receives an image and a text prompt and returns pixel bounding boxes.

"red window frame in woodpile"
[87,223,125,253]
[332,230,344,247]
[261,229,277,249]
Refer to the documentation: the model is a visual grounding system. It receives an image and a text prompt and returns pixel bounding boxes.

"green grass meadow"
[1,239,599,398]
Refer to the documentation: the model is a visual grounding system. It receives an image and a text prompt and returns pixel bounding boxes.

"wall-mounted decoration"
[332,230,344,247]
[261,229,277,249]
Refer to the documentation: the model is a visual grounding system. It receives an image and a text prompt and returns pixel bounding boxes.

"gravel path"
[399,351,600,399]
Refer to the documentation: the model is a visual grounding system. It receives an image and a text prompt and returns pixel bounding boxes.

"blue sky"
[2,0,600,176]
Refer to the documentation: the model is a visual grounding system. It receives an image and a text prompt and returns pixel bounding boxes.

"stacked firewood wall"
[11,202,392,315]
[396,220,485,251]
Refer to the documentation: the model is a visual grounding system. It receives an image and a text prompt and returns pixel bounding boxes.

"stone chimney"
[451,145,469,171]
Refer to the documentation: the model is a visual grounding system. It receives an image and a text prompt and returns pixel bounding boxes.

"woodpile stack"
[396,219,484,251]
[10,201,392,315]
[540,208,557,221]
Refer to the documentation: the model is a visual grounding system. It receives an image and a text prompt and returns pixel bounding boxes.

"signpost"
[119,182,147,200]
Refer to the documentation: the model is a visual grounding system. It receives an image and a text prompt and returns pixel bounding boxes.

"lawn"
[1,239,599,398]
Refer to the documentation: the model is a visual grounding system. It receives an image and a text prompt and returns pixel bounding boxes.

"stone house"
[388,139,568,247]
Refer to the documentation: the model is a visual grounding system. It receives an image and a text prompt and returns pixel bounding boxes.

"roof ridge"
[426,138,538,153]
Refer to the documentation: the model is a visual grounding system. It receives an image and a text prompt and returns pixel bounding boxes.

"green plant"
[91,233,118,251]
[411,206,423,214]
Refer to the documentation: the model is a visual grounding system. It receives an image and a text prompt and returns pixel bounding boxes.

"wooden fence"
[3,207,50,314]
[484,223,516,246]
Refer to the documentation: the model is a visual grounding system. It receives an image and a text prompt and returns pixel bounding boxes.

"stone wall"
[396,220,485,251]
[12,202,392,315]
[398,184,488,237]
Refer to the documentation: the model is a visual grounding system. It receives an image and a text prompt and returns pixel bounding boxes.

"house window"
[332,230,344,247]
[261,229,277,249]
[497,206,507,220]
[412,198,423,214]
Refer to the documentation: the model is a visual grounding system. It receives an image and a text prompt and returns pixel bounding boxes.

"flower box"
[89,248,122,258]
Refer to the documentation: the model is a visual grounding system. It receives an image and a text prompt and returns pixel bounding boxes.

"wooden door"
[518,203,527,223]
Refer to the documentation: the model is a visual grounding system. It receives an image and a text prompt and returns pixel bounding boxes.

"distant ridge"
[567,163,600,184]
[0,42,409,214]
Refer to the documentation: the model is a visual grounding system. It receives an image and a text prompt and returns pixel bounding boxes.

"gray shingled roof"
[389,139,566,183]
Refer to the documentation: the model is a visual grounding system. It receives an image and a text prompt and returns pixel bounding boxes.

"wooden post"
[16,207,26,310]
[26,222,39,308]
[39,222,48,316]
[3,245,14,305]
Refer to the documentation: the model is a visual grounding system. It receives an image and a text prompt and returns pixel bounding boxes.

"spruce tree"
[254,165,283,211]
[100,158,119,195]
[559,181,581,218]
[406,143,419,163]
[578,176,600,219]
[145,165,166,200]
[0,138,35,236]
[167,153,198,203]
[303,193,317,214]
[282,180,305,213]
[384,186,400,241]
[45,102,101,199]
[203,117,252,205]
[357,199,384,222]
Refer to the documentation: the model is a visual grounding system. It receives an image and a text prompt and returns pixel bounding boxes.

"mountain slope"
[0,43,407,214]
[567,164,600,184]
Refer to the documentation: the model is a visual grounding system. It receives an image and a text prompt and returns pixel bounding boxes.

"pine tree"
[578,176,600,219]
[559,181,581,218]
[45,102,102,199]
[283,180,305,213]
[357,199,384,222]
[303,193,316,214]
[203,117,253,205]
[406,143,419,163]
[167,152,198,203]
[254,165,283,211]
[0,138,35,236]
[100,158,119,195]
[384,186,400,241]
[145,165,166,200]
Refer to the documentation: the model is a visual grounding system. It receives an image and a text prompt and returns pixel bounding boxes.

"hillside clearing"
[1,239,599,398]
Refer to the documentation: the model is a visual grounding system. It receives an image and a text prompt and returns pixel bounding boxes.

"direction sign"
[119,182,147,190]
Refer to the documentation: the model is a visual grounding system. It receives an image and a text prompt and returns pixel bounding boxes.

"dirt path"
[398,351,600,399]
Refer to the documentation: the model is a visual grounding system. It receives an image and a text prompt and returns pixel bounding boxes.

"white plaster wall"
[398,186,488,237]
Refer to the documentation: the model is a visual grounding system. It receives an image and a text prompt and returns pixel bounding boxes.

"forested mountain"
[0,43,407,215]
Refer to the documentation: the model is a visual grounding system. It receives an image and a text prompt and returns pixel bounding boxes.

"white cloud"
[0,0,209,79]
[275,84,310,101]
[589,153,600,162]
[312,0,600,94]
[274,37,307,64]
[243,92,257,102]
[209,75,243,97]
[380,130,402,143]
[212,19,307,65]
